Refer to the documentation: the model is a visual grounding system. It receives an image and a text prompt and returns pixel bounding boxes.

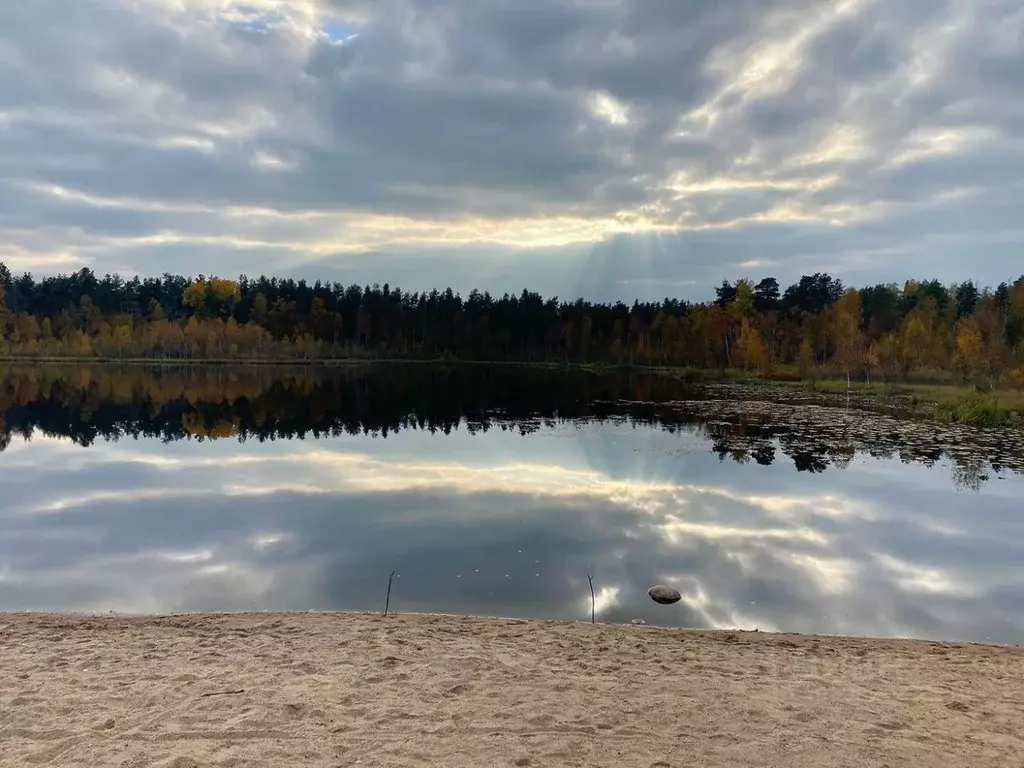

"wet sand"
[2,612,1022,767]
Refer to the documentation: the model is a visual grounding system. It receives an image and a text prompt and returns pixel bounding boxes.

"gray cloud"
[2,425,1023,642]
[0,0,1022,296]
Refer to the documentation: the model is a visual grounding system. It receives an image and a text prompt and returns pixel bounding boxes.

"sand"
[2,613,1023,768]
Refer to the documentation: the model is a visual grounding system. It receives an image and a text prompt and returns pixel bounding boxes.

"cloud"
[1,0,1022,298]
[2,428,1023,643]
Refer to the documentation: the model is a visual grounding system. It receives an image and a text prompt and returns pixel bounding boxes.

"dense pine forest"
[1,262,1023,387]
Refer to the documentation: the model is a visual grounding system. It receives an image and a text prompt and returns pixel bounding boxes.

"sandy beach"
[2,613,1022,767]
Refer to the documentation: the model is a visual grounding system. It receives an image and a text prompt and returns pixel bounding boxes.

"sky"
[0,0,1022,302]
[4,426,1023,642]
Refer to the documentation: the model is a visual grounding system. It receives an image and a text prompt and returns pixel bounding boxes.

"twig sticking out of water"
[385,569,397,616]
[587,572,595,625]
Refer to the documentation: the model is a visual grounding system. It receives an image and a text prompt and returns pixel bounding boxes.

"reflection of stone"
[647,585,681,605]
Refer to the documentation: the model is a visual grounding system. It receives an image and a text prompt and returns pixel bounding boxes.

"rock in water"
[648,585,682,605]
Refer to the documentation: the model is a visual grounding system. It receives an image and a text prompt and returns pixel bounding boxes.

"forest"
[2,262,1023,387]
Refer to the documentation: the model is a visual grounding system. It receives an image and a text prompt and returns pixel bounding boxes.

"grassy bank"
[803,380,1024,426]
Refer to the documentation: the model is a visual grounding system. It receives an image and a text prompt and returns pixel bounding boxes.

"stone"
[648,585,682,605]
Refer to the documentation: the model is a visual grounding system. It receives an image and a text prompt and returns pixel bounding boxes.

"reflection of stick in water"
[587,572,595,625]
[385,570,397,616]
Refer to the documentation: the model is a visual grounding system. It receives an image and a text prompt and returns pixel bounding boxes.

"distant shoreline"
[4,611,1023,767]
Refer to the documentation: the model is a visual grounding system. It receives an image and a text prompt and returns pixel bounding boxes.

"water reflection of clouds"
[1,426,1022,644]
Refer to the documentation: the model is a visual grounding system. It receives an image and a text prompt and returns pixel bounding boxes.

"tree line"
[2,263,1023,386]
[0,364,1016,490]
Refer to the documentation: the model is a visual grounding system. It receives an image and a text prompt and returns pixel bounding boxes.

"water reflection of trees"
[1,364,1020,491]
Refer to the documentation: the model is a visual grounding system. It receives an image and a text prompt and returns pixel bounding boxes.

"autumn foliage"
[1,263,1023,387]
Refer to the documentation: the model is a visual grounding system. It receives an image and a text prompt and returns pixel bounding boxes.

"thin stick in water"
[384,569,397,616]
[587,572,595,625]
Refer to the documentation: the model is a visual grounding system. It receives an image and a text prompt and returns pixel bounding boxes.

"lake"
[1,364,1023,644]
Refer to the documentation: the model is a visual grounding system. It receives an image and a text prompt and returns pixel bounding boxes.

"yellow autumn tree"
[732,279,756,319]
[867,333,899,384]
[832,288,864,386]
[954,316,988,388]
[182,277,241,318]
[735,318,767,372]
[183,317,203,357]
[112,325,132,358]
[899,312,928,378]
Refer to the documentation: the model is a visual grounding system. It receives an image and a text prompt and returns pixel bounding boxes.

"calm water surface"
[1,365,1023,644]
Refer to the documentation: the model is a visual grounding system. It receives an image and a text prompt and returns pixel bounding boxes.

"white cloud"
[0,0,1022,297]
